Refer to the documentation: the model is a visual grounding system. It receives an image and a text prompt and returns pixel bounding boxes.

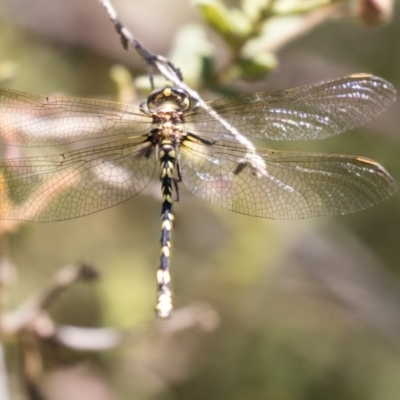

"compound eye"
[146,88,163,111]
[170,87,191,110]
[182,96,190,110]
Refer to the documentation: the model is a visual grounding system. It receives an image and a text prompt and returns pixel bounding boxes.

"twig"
[19,333,47,400]
[55,326,123,351]
[0,263,98,400]
[98,0,183,88]
[54,302,219,350]
[0,344,11,400]
[1,263,98,336]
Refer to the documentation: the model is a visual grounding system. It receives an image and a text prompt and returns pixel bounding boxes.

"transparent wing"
[0,88,152,146]
[185,74,396,141]
[0,138,155,222]
[179,138,396,219]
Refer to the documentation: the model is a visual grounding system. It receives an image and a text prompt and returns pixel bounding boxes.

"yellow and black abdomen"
[155,139,177,319]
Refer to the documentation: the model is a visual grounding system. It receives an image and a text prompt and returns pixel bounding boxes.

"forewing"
[0,138,155,221]
[179,138,396,219]
[0,88,152,146]
[185,74,396,141]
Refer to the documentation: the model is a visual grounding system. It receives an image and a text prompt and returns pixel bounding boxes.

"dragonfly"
[0,73,396,318]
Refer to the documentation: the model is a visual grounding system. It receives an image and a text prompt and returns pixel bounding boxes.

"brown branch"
[19,333,47,400]
[0,344,11,400]
[0,263,98,337]
[97,0,183,88]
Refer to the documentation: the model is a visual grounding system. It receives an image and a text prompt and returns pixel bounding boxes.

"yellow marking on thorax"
[163,87,172,97]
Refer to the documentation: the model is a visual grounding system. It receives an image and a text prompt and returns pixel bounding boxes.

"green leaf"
[237,52,277,80]
[169,23,214,87]
[196,0,236,36]
[196,0,251,46]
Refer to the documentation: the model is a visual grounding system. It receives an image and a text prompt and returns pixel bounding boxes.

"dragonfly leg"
[172,157,184,202]
[186,132,224,146]
[233,160,247,175]
[233,156,267,178]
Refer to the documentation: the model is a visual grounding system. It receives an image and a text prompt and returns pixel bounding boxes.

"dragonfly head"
[146,86,191,113]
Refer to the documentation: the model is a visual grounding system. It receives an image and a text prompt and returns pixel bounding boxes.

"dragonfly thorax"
[145,87,189,145]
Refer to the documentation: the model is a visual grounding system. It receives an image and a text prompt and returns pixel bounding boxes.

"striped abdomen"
[155,140,177,318]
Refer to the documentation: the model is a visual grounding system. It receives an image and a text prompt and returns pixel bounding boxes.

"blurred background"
[0,0,400,399]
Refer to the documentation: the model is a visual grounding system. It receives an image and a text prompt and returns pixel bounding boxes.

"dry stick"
[4,262,216,347]
[10,264,98,400]
[1,263,98,336]
[97,0,267,177]
[0,345,11,400]
[98,0,183,89]
[0,263,104,400]
[19,332,47,400]
[11,266,217,396]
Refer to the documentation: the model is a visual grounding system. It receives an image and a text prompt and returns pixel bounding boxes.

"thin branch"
[98,0,183,88]
[55,326,123,351]
[155,303,220,335]
[1,263,98,336]
[53,302,219,351]
[0,344,11,400]
[19,333,47,400]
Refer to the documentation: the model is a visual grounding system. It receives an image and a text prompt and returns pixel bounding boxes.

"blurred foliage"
[0,61,19,84]
[135,0,352,88]
[0,0,399,400]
